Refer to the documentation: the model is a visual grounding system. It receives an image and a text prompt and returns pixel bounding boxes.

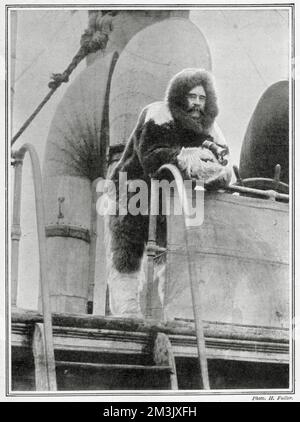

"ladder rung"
[56,361,173,372]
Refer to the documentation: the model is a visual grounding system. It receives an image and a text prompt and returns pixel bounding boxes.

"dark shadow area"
[176,358,289,390]
[11,347,289,391]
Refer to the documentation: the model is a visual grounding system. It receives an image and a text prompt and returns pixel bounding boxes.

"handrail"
[11,144,57,391]
[225,184,289,202]
[232,164,289,200]
[147,164,210,390]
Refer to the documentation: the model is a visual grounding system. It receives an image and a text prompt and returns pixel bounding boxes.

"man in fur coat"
[106,68,231,318]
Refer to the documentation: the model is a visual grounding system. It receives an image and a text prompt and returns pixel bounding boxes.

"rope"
[11,11,116,147]
[11,89,56,146]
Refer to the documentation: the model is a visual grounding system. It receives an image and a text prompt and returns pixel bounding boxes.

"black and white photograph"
[2,0,299,401]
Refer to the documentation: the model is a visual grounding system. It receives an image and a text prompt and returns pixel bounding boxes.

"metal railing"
[146,164,210,390]
[231,164,289,201]
[11,144,57,390]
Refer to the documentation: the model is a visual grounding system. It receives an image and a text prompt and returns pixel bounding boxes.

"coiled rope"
[11,11,116,147]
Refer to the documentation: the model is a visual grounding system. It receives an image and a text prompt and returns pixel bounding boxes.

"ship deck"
[10,309,290,391]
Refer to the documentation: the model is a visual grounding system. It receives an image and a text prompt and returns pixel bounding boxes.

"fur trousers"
[103,193,166,317]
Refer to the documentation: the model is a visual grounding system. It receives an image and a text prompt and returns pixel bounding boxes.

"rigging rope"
[11,11,116,147]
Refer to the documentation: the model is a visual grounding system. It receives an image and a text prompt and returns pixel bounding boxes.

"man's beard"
[187,106,205,122]
[169,102,212,136]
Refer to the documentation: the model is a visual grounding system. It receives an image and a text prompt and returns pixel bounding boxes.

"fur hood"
[165,68,219,134]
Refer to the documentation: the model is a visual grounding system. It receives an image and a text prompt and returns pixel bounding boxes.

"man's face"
[186,85,206,119]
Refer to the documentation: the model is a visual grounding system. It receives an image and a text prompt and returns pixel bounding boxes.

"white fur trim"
[209,122,227,147]
[145,101,173,125]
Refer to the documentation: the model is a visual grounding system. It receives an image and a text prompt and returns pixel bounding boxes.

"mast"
[10,10,18,135]
[10,10,19,308]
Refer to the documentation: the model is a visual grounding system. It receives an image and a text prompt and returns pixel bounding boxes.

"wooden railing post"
[145,179,159,319]
[87,178,102,314]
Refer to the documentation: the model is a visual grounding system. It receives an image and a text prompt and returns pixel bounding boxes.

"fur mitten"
[177,146,231,186]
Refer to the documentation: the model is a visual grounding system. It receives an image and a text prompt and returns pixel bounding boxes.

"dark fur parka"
[109,69,219,273]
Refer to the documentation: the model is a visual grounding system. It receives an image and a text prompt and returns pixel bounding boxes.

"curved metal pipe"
[11,155,23,307]
[11,144,57,391]
[149,164,210,390]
